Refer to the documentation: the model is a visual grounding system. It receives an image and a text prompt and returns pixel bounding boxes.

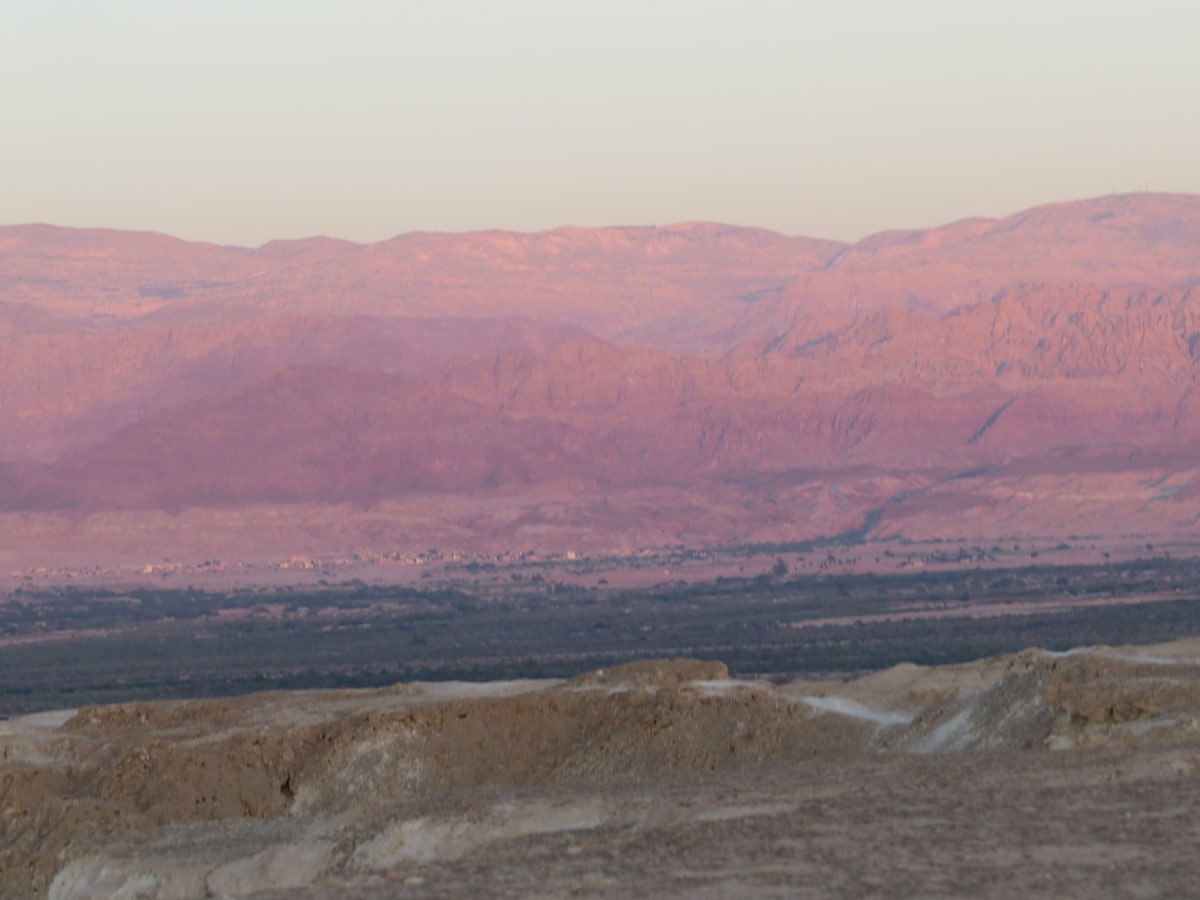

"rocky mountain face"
[3,194,1200,563]
[7,644,1200,898]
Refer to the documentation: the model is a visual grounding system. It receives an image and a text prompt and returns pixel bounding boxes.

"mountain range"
[4,193,1200,566]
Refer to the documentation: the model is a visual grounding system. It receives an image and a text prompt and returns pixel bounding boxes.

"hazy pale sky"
[3,1,1198,246]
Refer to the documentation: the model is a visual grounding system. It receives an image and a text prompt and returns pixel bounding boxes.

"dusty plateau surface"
[5,645,1200,898]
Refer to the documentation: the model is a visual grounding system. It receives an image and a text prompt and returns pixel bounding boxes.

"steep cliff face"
[3,195,1200,558]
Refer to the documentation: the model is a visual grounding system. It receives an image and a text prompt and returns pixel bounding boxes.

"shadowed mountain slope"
[3,195,1200,560]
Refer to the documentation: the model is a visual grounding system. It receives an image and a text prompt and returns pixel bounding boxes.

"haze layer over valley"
[4,193,1200,569]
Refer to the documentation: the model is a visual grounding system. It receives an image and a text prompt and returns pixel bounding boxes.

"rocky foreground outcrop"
[5,645,1200,898]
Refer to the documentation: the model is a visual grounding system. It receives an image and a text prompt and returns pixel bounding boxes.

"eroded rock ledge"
[5,644,1200,898]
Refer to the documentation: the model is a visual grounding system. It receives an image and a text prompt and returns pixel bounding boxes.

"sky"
[3,1,1198,247]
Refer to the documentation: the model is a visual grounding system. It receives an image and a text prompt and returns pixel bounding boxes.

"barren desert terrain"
[6,195,1200,897]
[6,645,1200,898]
[4,194,1200,572]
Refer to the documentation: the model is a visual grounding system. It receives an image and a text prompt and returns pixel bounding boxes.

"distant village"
[7,545,683,586]
[10,547,535,585]
[6,538,1134,589]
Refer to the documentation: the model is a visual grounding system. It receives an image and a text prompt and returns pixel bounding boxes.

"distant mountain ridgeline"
[3,194,1200,556]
